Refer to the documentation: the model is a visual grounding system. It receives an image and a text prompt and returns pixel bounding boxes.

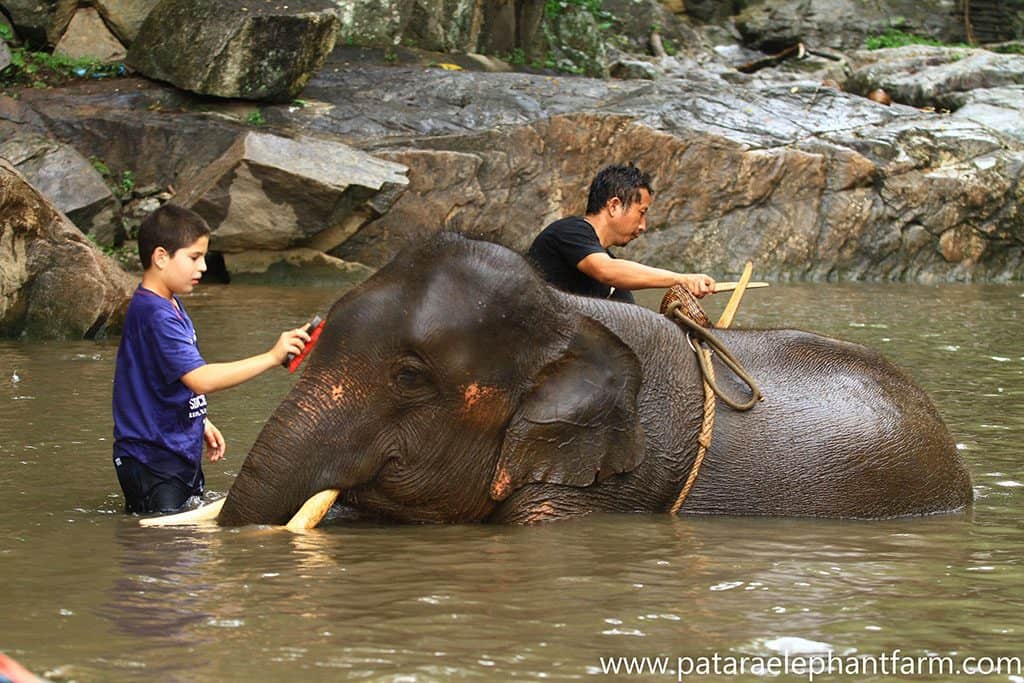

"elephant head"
[217,234,646,526]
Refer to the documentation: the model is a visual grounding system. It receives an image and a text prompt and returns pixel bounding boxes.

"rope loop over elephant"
[664,302,763,411]
[662,286,764,514]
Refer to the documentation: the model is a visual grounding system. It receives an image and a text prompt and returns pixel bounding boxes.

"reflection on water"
[1,283,1022,681]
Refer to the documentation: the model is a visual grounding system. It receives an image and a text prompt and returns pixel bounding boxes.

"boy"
[112,204,311,514]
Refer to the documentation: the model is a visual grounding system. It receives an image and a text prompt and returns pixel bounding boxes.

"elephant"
[213,233,972,528]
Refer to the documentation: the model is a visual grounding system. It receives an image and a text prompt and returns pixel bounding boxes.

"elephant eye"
[391,356,434,397]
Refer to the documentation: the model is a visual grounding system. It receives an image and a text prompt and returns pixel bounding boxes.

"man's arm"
[578,252,715,297]
[180,327,309,395]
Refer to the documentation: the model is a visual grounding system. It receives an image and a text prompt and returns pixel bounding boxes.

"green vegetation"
[990,42,1024,55]
[246,110,266,126]
[87,234,138,269]
[1,46,125,90]
[865,29,967,50]
[504,48,527,66]
[90,157,136,201]
[544,0,613,31]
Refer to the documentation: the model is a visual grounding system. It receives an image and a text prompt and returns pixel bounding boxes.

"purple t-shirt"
[112,286,208,484]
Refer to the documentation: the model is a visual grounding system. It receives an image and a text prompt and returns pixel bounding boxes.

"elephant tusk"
[139,497,226,526]
[285,489,342,531]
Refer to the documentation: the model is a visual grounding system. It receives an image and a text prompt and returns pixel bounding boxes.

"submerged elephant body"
[218,235,972,527]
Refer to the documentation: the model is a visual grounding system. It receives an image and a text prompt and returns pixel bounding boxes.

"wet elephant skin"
[218,234,972,526]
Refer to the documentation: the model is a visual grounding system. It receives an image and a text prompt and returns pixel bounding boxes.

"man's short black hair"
[585,163,654,215]
[138,204,212,270]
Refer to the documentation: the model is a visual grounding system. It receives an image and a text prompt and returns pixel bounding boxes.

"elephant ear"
[490,317,645,501]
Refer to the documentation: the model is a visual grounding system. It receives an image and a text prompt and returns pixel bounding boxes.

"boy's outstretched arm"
[181,327,310,395]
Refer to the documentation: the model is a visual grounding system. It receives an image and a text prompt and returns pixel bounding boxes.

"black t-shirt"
[527,217,636,303]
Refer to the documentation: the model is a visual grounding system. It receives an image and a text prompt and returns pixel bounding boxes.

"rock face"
[94,0,163,45]
[174,131,408,253]
[736,0,963,51]
[846,46,1024,109]
[52,7,127,62]
[2,0,57,45]
[0,119,121,245]
[10,14,1024,284]
[127,0,341,102]
[950,86,1024,143]
[223,248,374,285]
[0,159,133,339]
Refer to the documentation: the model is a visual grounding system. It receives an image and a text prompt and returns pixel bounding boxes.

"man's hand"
[270,326,312,366]
[681,274,716,298]
[204,420,226,462]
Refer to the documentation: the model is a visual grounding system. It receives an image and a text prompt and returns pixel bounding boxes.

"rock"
[0,121,122,245]
[609,56,659,80]
[94,0,163,45]
[1,40,11,72]
[1,12,19,47]
[53,7,127,63]
[602,0,706,58]
[950,86,1024,143]
[173,131,408,253]
[223,248,374,285]
[127,0,341,102]
[14,59,1024,282]
[2,0,57,46]
[402,0,482,53]
[18,78,247,191]
[544,5,607,77]
[0,158,133,339]
[846,46,1024,109]
[736,0,961,53]
[682,0,748,24]
[964,0,1024,43]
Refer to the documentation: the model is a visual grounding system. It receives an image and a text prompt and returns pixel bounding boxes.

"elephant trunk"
[217,387,346,527]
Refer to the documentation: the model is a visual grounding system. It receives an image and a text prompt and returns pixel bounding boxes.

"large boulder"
[94,0,163,45]
[0,159,133,339]
[736,0,962,52]
[949,86,1024,143]
[0,119,121,245]
[52,7,127,62]
[845,46,1024,109]
[174,131,408,253]
[2,0,57,46]
[127,0,341,102]
[223,248,374,285]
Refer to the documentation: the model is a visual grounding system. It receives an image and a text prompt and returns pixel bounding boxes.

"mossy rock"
[127,0,340,102]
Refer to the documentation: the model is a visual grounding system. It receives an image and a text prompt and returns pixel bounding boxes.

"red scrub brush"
[284,315,325,373]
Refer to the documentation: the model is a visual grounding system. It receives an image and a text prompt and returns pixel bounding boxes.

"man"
[528,164,715,303]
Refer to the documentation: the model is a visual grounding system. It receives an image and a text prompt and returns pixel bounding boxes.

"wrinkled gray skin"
[218,234,972,526]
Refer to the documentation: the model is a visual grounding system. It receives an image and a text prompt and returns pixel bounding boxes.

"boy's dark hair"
[585,163,654,215]
[137,204,212,269]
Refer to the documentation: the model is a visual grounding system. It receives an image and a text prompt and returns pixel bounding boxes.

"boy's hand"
[204,420,226,462]
[271,327,312,366]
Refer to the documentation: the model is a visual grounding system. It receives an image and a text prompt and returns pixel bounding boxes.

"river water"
[1,282,1021,682]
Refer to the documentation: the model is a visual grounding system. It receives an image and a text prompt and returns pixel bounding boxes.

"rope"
[665,303,763,411]
[670,345,716,514]
[665,301,763,513]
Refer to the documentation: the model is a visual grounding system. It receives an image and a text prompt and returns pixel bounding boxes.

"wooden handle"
[717,263,754,328]
[712,281,769,293]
